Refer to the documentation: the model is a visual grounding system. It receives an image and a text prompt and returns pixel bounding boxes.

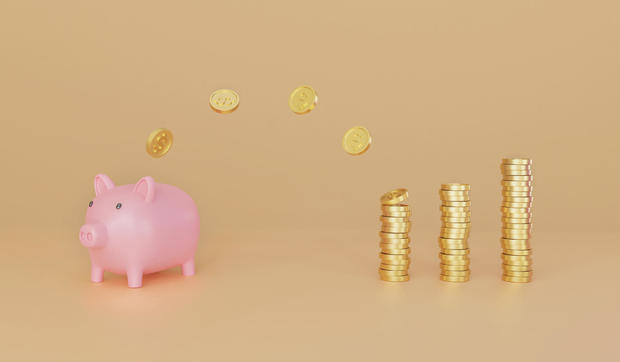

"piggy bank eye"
[88,201,93,207]
[116,203,122,209]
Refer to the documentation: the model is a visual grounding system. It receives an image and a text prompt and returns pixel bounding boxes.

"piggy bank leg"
[126,269,143,288]
[91,265,104,283]
[181,259,195,276]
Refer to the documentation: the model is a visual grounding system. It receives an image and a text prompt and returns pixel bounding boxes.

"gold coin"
[502,275,532,283]
[502,189,533,196]
[438,239,469,249]
[440,264,470,271]
[441,222,471,229]
[440,184,471,191]
[380,236,410,244]
[502,201,532,208]
[342,126,372,155]
[382,204,410,212]
[380,244,410,252]
[501,256,533,266]
[504,270,533,277]
[146,128,174,158]
[381,225,411,233]
[439,253,469,260]
[441,217,471,223]
[502,175,533,182]
[439,196,470,202]
[382,211,411,218]
[379,232,409,240]
[501,231,530,240]
[502,193,533,199]
[440,270,471,277]
[381,188,408,205]
[440,228,470,235]
[209,89,240,113]
[440,248,470,255]
[440,274,469,282]
[501,170,532,176]
[438,259,470,266]
[501,180,532,187]
[439,243,469,251]
[380,216,410,224]
[439,190,470,197]
[441,211,471,218]
[502,264,532,272]
[380,258,410,265]
[379,238,409,247]
[500,206,532,214]
[441,201,471,207]
[379,253,410,260]
[380,247,410,255]
[379,269,408,276]
[440,233,469,240]
[502,249,532,256]
[439,206,471,215]
[502,186,533,192]
[439,236,469,243]
[503,196,533,203]
[502,158,532,165]
[288,85,317,114]
[501,164,531,171]
[502,223,532,230]
[501,213,532,220]
[380,263,409,271]
[380,274,410,282]
[500,238,531,249]
[502,217,533,224]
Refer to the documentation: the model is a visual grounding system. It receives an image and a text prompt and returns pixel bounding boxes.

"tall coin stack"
[500,158,534,283]
[379,188,411,282]
[438,184,471,282]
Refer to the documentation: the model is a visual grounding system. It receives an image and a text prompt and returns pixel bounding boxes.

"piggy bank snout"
[79,223,107,248]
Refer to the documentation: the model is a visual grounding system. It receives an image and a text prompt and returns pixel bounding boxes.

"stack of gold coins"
[379,188,411,282]
[438,184,471,282]
[500,158,534,283]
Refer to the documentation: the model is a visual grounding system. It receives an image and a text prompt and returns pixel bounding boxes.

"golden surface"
[380,188,409,205]
[288,85,317,114]
[146,128,173,158]
[342,126,372,155]
[209,89,240,113]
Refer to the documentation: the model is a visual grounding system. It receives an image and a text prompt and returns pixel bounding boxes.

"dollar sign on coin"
[289,86,317,114]
[146,128,173,158]
[209,89,240,114]
[342,126,372,155]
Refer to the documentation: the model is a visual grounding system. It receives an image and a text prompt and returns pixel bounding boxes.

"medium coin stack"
[500,158,534,283]
[438,184,471,282]
[379,188,411,282]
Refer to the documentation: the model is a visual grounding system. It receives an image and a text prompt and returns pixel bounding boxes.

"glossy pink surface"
[79,174,199,288]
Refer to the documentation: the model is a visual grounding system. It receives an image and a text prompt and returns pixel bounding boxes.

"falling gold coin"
[209,89,240,113]
[288,85,317,114]
[146,128,173,158]
[342,126,372,155]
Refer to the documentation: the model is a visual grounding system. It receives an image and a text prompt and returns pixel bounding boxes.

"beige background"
[1,1,619,361]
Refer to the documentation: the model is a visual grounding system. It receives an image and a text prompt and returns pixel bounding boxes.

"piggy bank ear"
[94,174,115,196]
[133,176,155,202]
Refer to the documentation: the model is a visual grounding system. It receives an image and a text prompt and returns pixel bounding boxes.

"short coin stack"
[438,184,471,282]
[379,188,411,282]
[500,158,534,283]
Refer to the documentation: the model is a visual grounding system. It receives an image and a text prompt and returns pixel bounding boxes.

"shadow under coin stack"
[379,188,411,282]
[438,184,472,282]
[500,158,534,283]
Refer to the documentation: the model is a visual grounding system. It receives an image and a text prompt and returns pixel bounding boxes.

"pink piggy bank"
[79,174,199,288]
